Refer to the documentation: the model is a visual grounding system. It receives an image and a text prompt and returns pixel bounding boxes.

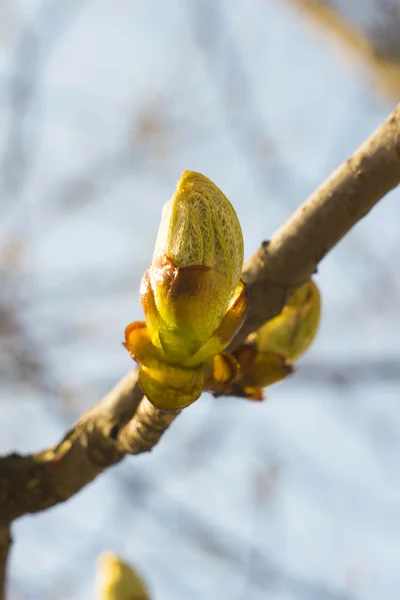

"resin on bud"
[96,551,150,600]
[125,171,247,410]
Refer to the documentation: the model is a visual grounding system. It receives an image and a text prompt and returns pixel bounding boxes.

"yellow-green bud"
[215,280,321,401]
[142,170,246,364]
[153,170,243,288]
[254,280,321,362]
[124,170,247,410]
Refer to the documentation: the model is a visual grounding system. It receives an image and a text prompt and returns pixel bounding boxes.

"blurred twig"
[296,357,400,386]
[1,0,86,196]
[369,0,400,62]
[285,0,400,98]
[184,0,310,203]
[0,263,57,396]
[116,472,353,600]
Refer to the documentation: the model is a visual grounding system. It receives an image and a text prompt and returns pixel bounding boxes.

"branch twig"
[0,526,11,600]
[118,397,180,455]
[0,103,399,528]
[0,369,143,524]
[231,102,400,347]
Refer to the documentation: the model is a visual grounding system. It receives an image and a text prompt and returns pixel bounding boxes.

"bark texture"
[0,102,399,598]
[0,526,11,600]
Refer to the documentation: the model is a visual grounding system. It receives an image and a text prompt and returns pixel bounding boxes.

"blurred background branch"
[285,0,400,98]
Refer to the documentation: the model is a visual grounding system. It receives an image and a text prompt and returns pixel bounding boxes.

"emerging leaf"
[153,170,243,285]
[234,346,293,388]
[203,352,239,395]
[253,280,321,363]
[124,321,204,410]
[213,280,320,400]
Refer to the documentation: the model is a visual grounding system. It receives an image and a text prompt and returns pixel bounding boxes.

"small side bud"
[213,280,320,401]
[254,280,321,362]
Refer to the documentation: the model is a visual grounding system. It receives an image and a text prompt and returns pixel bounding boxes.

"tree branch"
[0,526,11,600]
[230,101,400,347]
[0,369,143,524]
[118,397,180,455]
[0,103,399,531]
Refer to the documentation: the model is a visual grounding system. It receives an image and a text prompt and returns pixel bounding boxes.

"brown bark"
[0,369,143,524]
[230,102,400,347]
[0,526,11,600]
[118,397,180,454]
[0,103,398,553]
